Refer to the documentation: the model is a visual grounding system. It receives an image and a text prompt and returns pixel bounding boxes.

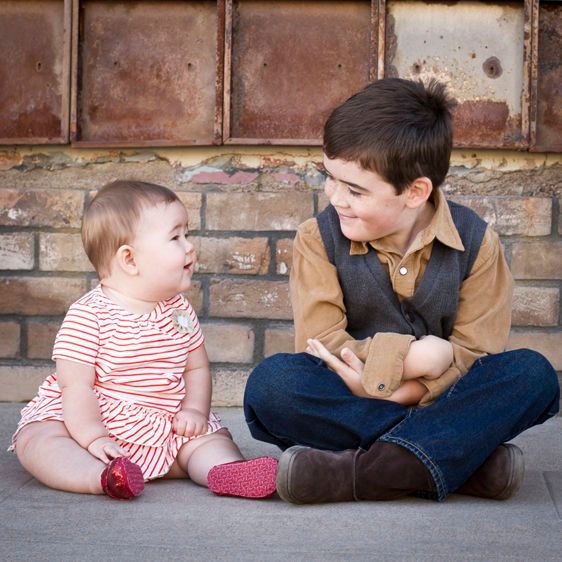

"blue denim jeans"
[243,349,560,501]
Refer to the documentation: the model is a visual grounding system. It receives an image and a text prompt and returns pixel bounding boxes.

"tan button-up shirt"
[290,189,513,406]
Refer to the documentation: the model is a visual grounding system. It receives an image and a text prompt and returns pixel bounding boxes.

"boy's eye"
[348,187,362,197]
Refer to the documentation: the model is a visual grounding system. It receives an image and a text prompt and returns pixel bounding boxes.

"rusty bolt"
[483,56,502,79]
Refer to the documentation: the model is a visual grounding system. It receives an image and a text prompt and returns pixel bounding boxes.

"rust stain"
[0,1,65,140]
[77,1,218,144]
[453,100,510,146]
[229,1,371,140]
[535,3,562,151]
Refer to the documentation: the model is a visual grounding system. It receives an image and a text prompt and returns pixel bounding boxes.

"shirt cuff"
[361,333,416,398]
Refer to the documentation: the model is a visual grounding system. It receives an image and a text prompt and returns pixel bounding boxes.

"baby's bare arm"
[57,359,126,462]
[402,336,453,380]
[174,345,212,438]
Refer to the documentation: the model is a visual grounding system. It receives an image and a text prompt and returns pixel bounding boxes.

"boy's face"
[322,155,411,244]
[131,200,195,301]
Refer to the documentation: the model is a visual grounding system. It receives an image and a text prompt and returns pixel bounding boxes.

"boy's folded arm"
[291,221,414,398]
[418,227,514,405]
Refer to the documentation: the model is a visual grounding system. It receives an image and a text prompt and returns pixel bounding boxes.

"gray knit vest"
[316,201,487,340]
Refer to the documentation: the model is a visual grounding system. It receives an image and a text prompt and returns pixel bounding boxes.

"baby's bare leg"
[175,429,243,486]
[15,421,105,494]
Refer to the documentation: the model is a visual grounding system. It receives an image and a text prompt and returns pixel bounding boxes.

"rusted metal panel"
[0,0,70,144]
[73,0,220,146]
[532,2,562,152]
[226,0,372,144]
[385,1,528,149]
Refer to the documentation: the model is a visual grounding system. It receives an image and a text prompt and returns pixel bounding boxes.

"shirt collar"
[349,188,465,256]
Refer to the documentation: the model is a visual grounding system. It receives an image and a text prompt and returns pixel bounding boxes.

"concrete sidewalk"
[1,403,561,561]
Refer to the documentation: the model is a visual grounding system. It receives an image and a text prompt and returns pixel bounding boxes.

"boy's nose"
[326,180,348,208]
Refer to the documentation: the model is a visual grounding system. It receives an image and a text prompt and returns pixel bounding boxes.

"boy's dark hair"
[323,78,456,194]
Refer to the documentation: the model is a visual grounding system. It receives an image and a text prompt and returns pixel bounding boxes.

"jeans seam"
[378,435,448,501]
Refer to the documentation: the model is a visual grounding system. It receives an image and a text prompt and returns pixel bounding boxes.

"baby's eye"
[171,234,179,241]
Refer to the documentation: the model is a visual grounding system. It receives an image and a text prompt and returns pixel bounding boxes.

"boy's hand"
[87,436,129,464]
[306,339,371,398]
[173,408,208,438]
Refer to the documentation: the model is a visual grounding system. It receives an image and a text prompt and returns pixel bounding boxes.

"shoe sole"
[496,444,525,500]
[207,457,278,498]
[276,446,309,505]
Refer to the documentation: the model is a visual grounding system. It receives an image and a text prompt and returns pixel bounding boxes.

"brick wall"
[0,147,561,405]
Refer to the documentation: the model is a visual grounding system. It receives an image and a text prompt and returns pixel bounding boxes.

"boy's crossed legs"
[244,349,560,503]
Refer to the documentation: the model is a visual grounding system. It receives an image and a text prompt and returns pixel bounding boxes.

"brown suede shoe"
[276,446,357,504]
[456,444,525,500]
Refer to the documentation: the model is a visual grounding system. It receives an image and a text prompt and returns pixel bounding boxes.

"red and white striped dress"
[10,285,223,480]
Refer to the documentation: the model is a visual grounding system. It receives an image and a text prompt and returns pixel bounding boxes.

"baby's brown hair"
[82,180,180,278]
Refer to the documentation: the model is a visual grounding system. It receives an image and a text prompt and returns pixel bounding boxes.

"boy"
[244,78,560,504]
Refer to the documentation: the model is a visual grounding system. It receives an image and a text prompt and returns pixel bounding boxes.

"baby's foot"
[101,457,145,500]
[207,457,278,499]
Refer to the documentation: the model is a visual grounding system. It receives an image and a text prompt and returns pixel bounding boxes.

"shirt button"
[378,383,385,391]
[399,266,408,276]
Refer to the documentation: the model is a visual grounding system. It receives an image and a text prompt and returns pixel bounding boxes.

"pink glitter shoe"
[100,457,145,500]
[207,457,278,499]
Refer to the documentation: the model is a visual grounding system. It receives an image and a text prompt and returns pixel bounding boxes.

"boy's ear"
[115,244,139,276]
[405,177,433,208]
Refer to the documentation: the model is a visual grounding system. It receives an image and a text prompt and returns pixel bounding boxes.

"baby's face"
[131,200,195,301]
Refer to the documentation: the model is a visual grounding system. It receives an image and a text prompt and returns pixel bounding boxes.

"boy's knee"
[244,353,311,410]
[508,348,559,396]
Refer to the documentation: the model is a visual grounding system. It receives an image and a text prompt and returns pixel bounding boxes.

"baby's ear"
[406,177,433,208]
[115,244,139,276]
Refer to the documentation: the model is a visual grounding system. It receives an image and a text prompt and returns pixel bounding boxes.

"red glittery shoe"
[207,457,278,499]
[100,457,145,500]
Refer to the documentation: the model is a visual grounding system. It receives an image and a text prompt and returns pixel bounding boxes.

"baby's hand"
[173,408,208,438]
[87,436,129,464]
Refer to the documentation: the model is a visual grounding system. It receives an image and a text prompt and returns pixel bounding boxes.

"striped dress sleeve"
[52,303,100,366]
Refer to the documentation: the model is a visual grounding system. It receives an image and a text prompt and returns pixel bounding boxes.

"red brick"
[0,190,84,228]
[275,239,294,275]
[176,192,202,231]
[193,237,270,275]
[0,277,87,315]
[507,331,562,371]
[206,192,313,231]
[202,322,255,363]
[264,326,295,356]
[211,368,250,407]
[184,280,203,314]
[511,242,562,280]
[27,320,61,359]
[450,196,552,236]
[0,364,51,401]
[512,286,559,327]
[209,280,291,320]
[0,233,34,270]
[0,321,20,358]
[39,233,93,272]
